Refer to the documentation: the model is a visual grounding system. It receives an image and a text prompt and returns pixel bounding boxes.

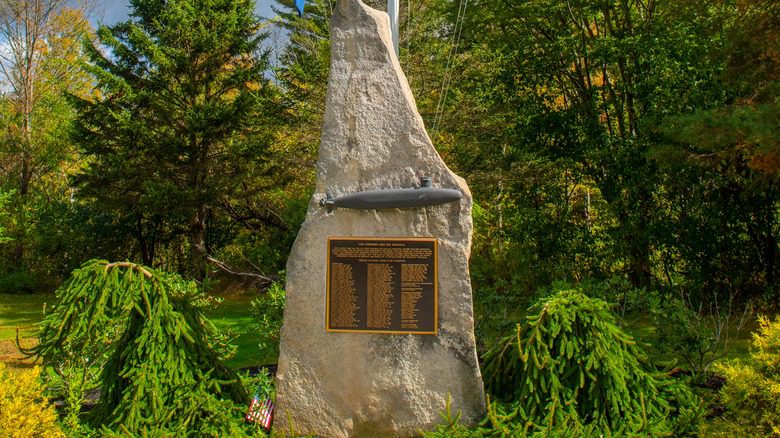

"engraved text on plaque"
[326,237,438,334]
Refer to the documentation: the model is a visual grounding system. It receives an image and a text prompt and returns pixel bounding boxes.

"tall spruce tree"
[72,0,278,279]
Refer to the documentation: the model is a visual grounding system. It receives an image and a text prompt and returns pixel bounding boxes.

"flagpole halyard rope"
[432,0,469,134]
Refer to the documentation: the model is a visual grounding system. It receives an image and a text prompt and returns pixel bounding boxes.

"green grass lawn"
[0,292,269,370]
[0,293,52,340]
[207,293,272,369]
[0,290,762,373]
[0,294,53,369]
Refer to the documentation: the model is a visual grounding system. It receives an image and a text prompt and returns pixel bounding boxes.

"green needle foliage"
[71,0,279,279]
[27,259,247,434]
[482,289,700,435]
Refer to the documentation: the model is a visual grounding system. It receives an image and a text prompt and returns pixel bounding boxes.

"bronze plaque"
[326,237,438,335]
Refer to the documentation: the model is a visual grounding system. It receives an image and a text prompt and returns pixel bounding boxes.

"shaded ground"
[622,313,758,365]
[0,339,38,369]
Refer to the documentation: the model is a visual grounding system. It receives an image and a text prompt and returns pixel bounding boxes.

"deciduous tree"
[0,0,92,265]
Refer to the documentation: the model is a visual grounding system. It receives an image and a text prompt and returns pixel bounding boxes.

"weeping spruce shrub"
[26,260,250,436]
[477,289,701,436]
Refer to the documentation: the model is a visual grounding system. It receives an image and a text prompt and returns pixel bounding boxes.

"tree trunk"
[135,216,156,266]
[627,235,652,287]
[12,103,33,265]
[190,205,208,281]
[619,193,653,287]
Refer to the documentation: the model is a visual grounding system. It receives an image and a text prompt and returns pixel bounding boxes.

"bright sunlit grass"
[0,292,268,371]
[0,294,51,341]
[207,292,271,369]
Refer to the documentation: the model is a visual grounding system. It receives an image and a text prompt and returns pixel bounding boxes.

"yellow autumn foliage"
[713,316,780,436]
[0,363,65,438]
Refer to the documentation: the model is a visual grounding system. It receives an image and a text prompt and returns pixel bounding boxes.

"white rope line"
[432,0,468,134]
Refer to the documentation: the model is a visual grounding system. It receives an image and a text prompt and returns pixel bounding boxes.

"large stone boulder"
[273,1,486,436]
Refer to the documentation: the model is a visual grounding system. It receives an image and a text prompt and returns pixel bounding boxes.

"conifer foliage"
[28,259,247,434]
[482,289,698,435]
[71,0,278,279]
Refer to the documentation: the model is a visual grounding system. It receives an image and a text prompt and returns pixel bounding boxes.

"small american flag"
[246,394,274,429]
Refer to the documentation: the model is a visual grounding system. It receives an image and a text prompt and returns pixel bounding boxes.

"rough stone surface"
[273,1,486,436]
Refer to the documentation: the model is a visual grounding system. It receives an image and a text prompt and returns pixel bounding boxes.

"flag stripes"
[246,395,274,429]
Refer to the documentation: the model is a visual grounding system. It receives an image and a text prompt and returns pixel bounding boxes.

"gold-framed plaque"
[326,237,438,335]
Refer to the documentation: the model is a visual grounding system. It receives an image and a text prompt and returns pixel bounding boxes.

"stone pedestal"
[273,1,485,436]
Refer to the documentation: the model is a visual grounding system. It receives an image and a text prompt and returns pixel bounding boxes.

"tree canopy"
[72,0,280,280]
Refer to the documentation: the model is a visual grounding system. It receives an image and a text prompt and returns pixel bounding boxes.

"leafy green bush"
[251,281,286,361]
[0,270,37,294]
[712,315,780,436]
[27,259,252,435]
[650,296,720,377]
[649,292,750,380]
[479,289,701,436]
[252,281,285,358]
[0,189,11,245]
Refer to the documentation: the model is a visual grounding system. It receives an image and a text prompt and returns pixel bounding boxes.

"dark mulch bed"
[240,363,277,377]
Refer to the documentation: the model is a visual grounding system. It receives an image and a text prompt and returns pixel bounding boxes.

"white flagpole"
[388,0,399,56]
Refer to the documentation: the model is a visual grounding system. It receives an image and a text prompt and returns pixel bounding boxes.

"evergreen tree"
[27,260,248,434]
[72,0,279,279]
[482,289,701,435]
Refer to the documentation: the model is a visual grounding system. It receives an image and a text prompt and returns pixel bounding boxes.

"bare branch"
[104,261,153,278]
[205,255,275,287]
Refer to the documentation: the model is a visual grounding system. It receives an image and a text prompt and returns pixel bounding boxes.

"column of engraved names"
[401,264,428,329]
[367,263,394,329]
[330,263,359,328]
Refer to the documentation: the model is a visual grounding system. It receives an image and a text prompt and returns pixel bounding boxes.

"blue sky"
[93,0,280,25]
